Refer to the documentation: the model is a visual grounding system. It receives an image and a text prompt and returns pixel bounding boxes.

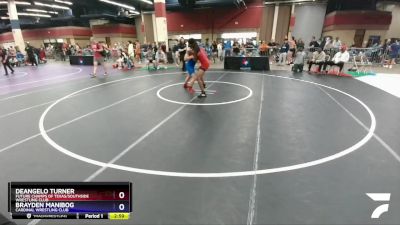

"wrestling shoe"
[198,92,207,98]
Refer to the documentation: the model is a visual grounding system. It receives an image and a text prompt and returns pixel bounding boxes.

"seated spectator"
[292,47,306,72]
[155,48,167,69]
[322,45,350,73]
[146,49,156,70]
[259,41,268,56]
[307,47,326,72]
[278,39,289,65]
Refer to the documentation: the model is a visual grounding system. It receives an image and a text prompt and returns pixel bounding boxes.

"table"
[224,56,270,71]
[69,55,94,65]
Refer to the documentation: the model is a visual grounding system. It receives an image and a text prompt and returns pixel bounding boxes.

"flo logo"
[366,193,391,219]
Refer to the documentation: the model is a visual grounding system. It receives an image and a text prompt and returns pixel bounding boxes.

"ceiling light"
[26,8,59,14]
[34,1,71,10]
[0,1,31,5]
[1,16,9,19]
[99,0,135,10]
[54,0,73,5]
[141,0,153,5]
[16,12,51,17]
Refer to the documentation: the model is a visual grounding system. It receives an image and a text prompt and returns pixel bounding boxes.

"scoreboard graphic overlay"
[8,182,132,220]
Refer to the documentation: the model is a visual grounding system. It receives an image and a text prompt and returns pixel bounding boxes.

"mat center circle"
[156,81,253,106]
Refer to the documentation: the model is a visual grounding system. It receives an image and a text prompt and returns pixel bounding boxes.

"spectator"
[211,40,218,63]
[292,47,306,72]
[177,37,186,71]
[1,46,14,75]
[333,37,341,49]
[287,36,297,64]
[16,50,24,66]
[217,41,223,61]
[259,41,268,56]
[297,38,305,50]
[155,48,167,69]
[385,40,400,69]
[39,47,46,63]
[224,40,232,57]
[135,40,141,63]
[278,39,289,65]
[172,42,180,66]
[128,41,134,60]
[232,40,240,56]
[25,42,37,66]
[307,47,326,72]
[146,48,156,70]
[309,36,320,50]
[268,39,278,56]
[323,37,333,50]
[323,45,350,73]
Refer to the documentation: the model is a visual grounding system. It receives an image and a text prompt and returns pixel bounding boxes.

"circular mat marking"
[39,72,376,178]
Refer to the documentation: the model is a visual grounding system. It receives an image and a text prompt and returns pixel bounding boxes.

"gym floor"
[0,62,399,225]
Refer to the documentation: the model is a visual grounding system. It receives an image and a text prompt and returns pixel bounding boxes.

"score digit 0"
[119,203,125,211]
[119,192,125,199]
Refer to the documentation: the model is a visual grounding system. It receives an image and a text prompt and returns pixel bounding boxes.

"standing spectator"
[1,46,14,75]
[217,41,223,61]
[128,41,134,60]
[61,42,67,61]
[16,50,24,66]
[322,45,349,73]
[232,40,240,56]
[278,39,290,65]
[224,40,232,57]
[287,36,297,64]
[172,42,180,66]
[297,39,305,50]
[135,40,141,63]
[177,37,186,71]
[25,42,37,66]
[90,39,108,78]
[39,47,46,63]
[386,40,400,69]
[211,40,218,63]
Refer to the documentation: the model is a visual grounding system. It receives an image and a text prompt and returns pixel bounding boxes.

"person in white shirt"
[127,41,134,59]
[217,41,223,61]
[155,48,167,69]
[323,45,350,73]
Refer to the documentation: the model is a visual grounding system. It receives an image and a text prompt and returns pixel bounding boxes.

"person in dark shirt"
[232,41,240,56]
[177,37,187,71]
[309,36,320,52]
[25,42,37,66]
[278,39,289,65]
